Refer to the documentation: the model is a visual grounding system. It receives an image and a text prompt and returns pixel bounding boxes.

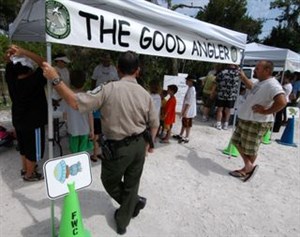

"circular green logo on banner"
[46,1,70,39]
[230,47,238,63]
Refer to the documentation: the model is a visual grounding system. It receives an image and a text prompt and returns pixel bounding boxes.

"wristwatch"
[52,77,62,86]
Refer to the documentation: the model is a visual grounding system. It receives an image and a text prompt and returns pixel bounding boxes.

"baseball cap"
[185,75,197,82]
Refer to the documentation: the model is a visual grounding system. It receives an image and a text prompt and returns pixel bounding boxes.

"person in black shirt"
[5,45,48,181]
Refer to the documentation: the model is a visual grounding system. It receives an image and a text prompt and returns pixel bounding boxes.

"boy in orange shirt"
[160,84,178,143]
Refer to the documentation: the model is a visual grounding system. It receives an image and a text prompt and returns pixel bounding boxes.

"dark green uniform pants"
[101,136,146,229]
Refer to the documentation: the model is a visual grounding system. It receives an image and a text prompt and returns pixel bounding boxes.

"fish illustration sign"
[45,0,241,64]
[287,106,299,119]
[43,152,92,200]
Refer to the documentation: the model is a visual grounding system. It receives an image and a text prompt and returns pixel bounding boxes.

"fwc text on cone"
[59,182,91,237]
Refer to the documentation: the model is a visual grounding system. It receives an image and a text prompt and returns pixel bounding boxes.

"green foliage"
[196,0,263,42]
[0,0,22,30]
[264,0,300,51]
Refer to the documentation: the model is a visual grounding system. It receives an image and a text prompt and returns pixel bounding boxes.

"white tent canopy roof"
[9,0,247,64]
[244,42,300,72]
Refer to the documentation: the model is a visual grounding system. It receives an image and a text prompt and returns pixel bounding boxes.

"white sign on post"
[163,74,188,113]
[287,107,299,119]
[43,152,92,200]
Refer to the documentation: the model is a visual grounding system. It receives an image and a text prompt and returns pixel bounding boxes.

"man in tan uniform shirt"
[42,51,159,235]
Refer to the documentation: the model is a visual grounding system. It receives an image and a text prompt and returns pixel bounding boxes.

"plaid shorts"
[231,119,272,156]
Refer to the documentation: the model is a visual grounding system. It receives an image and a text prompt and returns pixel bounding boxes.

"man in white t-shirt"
[91,53,119,89]
[229,60,286,182]
[173,75,197,143]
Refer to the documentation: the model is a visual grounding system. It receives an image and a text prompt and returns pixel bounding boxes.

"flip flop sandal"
[229,170,246,178]
[243,165,259,182]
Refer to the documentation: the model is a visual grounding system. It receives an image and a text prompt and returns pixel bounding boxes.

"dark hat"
[186,75,197,82]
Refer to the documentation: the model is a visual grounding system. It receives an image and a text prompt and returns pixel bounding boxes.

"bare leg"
[235,144,256,173]
[21,155,26,172]
[179,126,185,136]
[25,158,36,177]
[185,127,191,138]
[91,134,99,160]
[224,107,231,123]
[165,129,171,141]
[216,107,223,122]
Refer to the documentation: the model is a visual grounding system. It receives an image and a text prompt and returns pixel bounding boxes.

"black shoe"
[114,209,126,235]
[132,196,147,218]
[23,171,44,182]
[116,226,126,235]
[178,137,189,144]
[172,134,182,140]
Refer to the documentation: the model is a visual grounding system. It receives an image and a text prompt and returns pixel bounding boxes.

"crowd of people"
[4,43,299,234]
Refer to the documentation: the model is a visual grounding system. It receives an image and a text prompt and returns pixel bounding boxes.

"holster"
[142,129,154,148]
[99,135,114,160]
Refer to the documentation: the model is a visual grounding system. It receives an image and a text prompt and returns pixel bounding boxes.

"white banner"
[45,0,241,64]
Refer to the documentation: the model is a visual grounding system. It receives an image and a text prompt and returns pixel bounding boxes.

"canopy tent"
[9,0,247,65]
[244,42,300,72]
[9,1,247,236]
[8,0,248,164]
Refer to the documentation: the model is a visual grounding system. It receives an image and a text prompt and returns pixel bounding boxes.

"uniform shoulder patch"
[89,84,103,95]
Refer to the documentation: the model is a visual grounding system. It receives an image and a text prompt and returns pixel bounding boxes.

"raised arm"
[7,44,46,67]
[42,62,79,110]
[240,70,254,90]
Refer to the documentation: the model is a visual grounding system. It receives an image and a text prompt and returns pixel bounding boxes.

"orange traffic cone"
[59,182,91,237]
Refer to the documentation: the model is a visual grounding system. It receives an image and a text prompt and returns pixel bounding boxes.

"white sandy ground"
[0,109,299,237]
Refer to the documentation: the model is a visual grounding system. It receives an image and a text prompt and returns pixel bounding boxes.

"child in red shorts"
[160,84,178,143]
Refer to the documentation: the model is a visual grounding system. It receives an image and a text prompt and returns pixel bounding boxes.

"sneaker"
[214,123,222,130]
[178,137,189,143]
[223,123,228,130]
[23,172,44,182]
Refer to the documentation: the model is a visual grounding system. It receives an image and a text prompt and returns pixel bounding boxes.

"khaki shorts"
[231,119,272,156]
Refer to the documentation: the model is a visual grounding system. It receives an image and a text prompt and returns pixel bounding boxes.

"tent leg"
[46,42,56,237]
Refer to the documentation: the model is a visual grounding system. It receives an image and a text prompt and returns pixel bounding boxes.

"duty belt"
[107,132,144,147]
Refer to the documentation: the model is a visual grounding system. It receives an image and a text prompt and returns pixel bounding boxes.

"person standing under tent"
[160,84,178,143]
[52,53,71,109]
[5,44,47,182]
[212,64,240,130]
[273,71,293,131]
[290,72,300,106]
[173,75,197,143]
[42,51,159,235]
[201,65,217,122]
[60,70,94,154]
[149,80,161,124]
[229,60,286,182]
[157,89,168,138]
[91,53,119,88]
